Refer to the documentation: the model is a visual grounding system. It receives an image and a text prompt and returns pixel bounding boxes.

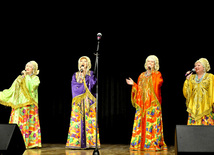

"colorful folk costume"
[183,58,214,125]
[0,61,42,148]
[130,55,167,151]
[66,56,100,149]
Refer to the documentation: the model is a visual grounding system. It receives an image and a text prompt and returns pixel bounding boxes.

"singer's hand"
[186,71,192,80]
[126,77,134,85]
[79,72,84,78]
[21,70,26,77]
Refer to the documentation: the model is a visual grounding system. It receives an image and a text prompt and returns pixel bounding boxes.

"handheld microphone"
[80,65,84,73]
[185,68,195,76]
[97,33,102,40]
[21,70,26,74]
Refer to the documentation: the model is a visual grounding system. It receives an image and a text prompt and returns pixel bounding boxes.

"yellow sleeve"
[183,79,189,99]
[212,74,214,105]
[183,76,193,109]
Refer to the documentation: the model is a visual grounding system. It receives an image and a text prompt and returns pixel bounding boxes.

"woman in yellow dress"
[183,58,214,125]
[0,61,42,148]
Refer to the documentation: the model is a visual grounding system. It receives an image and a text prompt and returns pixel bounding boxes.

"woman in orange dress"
[126,55,167,151]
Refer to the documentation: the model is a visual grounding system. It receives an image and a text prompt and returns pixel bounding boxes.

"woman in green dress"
[0,61,42,148]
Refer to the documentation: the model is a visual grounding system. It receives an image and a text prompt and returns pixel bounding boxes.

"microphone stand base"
[92,148,100,155]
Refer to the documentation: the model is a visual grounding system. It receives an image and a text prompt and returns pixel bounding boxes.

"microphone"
[185,68,195,76]
[80,65,84,73]
[21,70,26,74]
[97,33,102,40]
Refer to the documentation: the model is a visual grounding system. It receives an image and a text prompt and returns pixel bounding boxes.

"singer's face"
[25,63,33,75]
[147,60,155,70]
[194,62,204,74]
[80,58,87,68]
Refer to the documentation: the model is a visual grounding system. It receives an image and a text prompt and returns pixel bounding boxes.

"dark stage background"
[0,3,213,146]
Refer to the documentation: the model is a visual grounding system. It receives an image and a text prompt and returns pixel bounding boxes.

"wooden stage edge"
[23,144,175,155]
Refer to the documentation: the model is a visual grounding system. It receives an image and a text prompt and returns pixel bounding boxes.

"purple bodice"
[71,71,97,98]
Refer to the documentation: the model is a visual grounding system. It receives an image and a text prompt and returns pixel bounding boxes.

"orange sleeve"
[152,71,163,104]
[131,73,143,109]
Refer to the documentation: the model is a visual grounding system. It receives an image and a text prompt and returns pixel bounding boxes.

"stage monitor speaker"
[175,125,214,155]
[0,124,26,155]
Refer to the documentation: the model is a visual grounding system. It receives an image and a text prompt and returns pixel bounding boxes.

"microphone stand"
[92,39,100,155]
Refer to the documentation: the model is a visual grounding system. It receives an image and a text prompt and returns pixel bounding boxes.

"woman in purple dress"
[66,56,100,149]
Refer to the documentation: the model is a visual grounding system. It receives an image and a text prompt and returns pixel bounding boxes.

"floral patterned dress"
[130,71,167,151]
[66,71,100,149]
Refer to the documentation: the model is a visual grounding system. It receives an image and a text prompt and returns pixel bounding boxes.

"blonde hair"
[144,55,160,71]
[195,58,210,72]
[78,56,91,72]
[26,60,39,75]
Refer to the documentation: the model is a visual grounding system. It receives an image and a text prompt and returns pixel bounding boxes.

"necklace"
[195,73,205,83]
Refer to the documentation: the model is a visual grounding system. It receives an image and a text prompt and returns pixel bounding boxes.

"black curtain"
[0,3,214,146]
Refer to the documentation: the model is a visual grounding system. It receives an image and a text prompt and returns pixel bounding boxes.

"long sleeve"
[210,74,214,106]
[30,76,40,91]
[131,73,143,109]
[152,71,163,104]
[131,82,138,108]
[71,73,86,98]
[25,75,40,103]
[183,79,189,99]
[0,77,18,104]
[85,71,97,93]
[0,75,38,109]
[183,77,192,108]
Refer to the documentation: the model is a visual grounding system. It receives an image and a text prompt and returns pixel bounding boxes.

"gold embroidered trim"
[187,107,213,121]
[131,85,139,109]
[72,78,96,113]
[0,76,38,109]
[184,73,214,120]
[131,72,162,114]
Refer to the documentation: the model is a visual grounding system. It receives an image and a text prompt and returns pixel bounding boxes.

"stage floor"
[23,144,175,155]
